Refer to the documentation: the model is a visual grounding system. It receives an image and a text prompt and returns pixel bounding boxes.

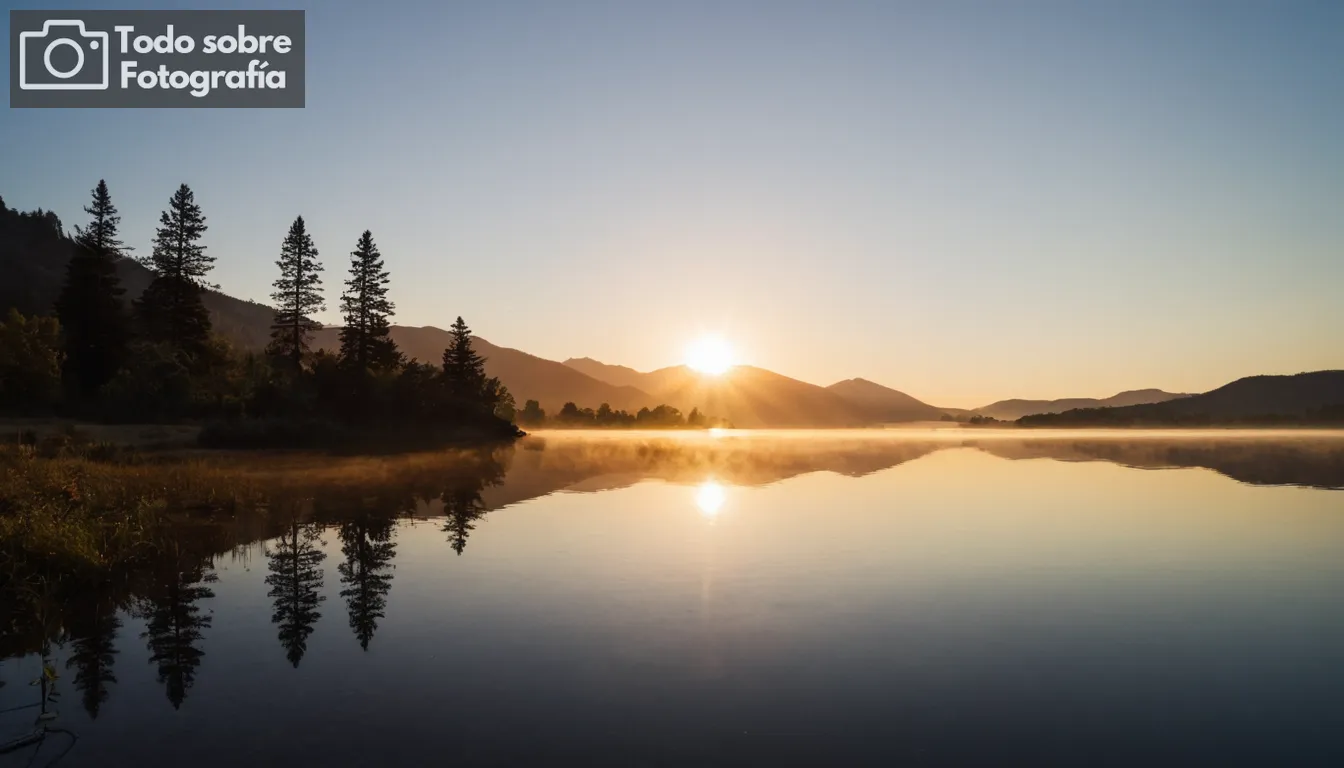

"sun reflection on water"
[695,480,726,518]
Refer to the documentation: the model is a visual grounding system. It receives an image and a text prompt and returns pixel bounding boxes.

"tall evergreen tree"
[441,316,487,403]
[337,514,396,651]
[265,519,327,667]
[338,230,399,372]
[140,548,216,710]
[136,184,213,359]
[55,180,130,397]
[65,590,121,719]
[267,216,325,368]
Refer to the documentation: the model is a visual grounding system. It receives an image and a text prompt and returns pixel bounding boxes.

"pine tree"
[136,184,213,359]
[267,216,325,368]
[56,180,130,398]
[441,316,487,403]
[265,519,327,667]
[338,230,399,372]
[338,514,396,651]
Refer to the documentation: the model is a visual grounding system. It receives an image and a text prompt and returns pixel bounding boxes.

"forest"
[0,181,520,446]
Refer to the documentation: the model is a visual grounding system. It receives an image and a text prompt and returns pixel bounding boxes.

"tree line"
[0,181,518,444]
[515,399,726,428]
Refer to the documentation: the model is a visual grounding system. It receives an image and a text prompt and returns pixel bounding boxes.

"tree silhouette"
[55,179,130,397]
[442,316,486,400]
[139,548,216,709]
[338,230,399,373]
[266,216,325,369]
[136,184,213,359]
[337,514,396,651]
[518,399,546,425]
[64,589,121,719]
[687,407,705,427]
[265,519,327,667]
[441,316,513,422]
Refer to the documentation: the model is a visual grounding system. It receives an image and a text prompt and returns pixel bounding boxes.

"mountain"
[310,327,655,415]
[1020,372,1344,425]
[564,359,872,428]
[1,201,283,350]
[977,389,1191,421]
[824,378,948,422]
[0,202,656,415]
[562,357,649,390]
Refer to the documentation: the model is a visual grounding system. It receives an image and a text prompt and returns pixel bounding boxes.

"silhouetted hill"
[640,365,869,428]
[1021,372,1344,426]
[978,388,1191,421]
[2,199,281,350]
[562,357,649,390]
[310,327,655,415]
[0,200,655,414]
[825,378,947,422]
[563,358,880,427]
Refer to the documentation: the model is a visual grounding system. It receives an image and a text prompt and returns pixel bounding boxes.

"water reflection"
[65,586,120,719]
[694,480,726,518]
[2,431,1344,764]
[265,516,326,667]
[337,510,396,651]
[437,453,506,555]
[139,541,217,709]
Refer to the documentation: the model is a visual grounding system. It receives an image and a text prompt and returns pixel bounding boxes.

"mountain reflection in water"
[2,430,1343,766]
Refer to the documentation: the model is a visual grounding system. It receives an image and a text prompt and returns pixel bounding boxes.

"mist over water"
[4,431,1344,766]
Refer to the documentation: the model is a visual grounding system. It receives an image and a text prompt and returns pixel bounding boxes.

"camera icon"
[18,20,110,90]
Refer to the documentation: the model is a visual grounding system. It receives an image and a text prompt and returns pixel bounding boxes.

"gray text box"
[11,10,305,108]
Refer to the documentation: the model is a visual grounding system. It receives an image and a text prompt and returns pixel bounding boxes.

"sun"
[686,335,735,375]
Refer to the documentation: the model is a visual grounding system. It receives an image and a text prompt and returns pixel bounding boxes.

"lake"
[3,430,1344,766]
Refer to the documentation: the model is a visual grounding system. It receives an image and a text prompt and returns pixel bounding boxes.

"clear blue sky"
[3,0,1341,406]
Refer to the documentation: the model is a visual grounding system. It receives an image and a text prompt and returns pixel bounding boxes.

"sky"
[2,0,1342,408]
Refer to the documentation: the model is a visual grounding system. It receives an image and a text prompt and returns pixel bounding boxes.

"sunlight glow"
[695,481,726,518]
[686,336,735,375]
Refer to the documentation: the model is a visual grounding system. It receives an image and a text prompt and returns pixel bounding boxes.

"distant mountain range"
[5,199,1340,428]
[564,360,879,428]
[1020,371,1344,426]
[976,389,1192,421]
[311,328,655,414]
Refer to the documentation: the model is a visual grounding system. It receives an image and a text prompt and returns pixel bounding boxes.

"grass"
[0,437,262,582]
[0,429,514,583]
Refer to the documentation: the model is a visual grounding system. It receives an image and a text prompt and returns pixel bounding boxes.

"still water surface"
[3,431,1344,766]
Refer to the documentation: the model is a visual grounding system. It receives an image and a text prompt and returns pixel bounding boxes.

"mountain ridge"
[976,388,1193,421]
[562,359,875,428]
[5,200,1336,427]
[824,378,948,422]
[1019,372,1344,425]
